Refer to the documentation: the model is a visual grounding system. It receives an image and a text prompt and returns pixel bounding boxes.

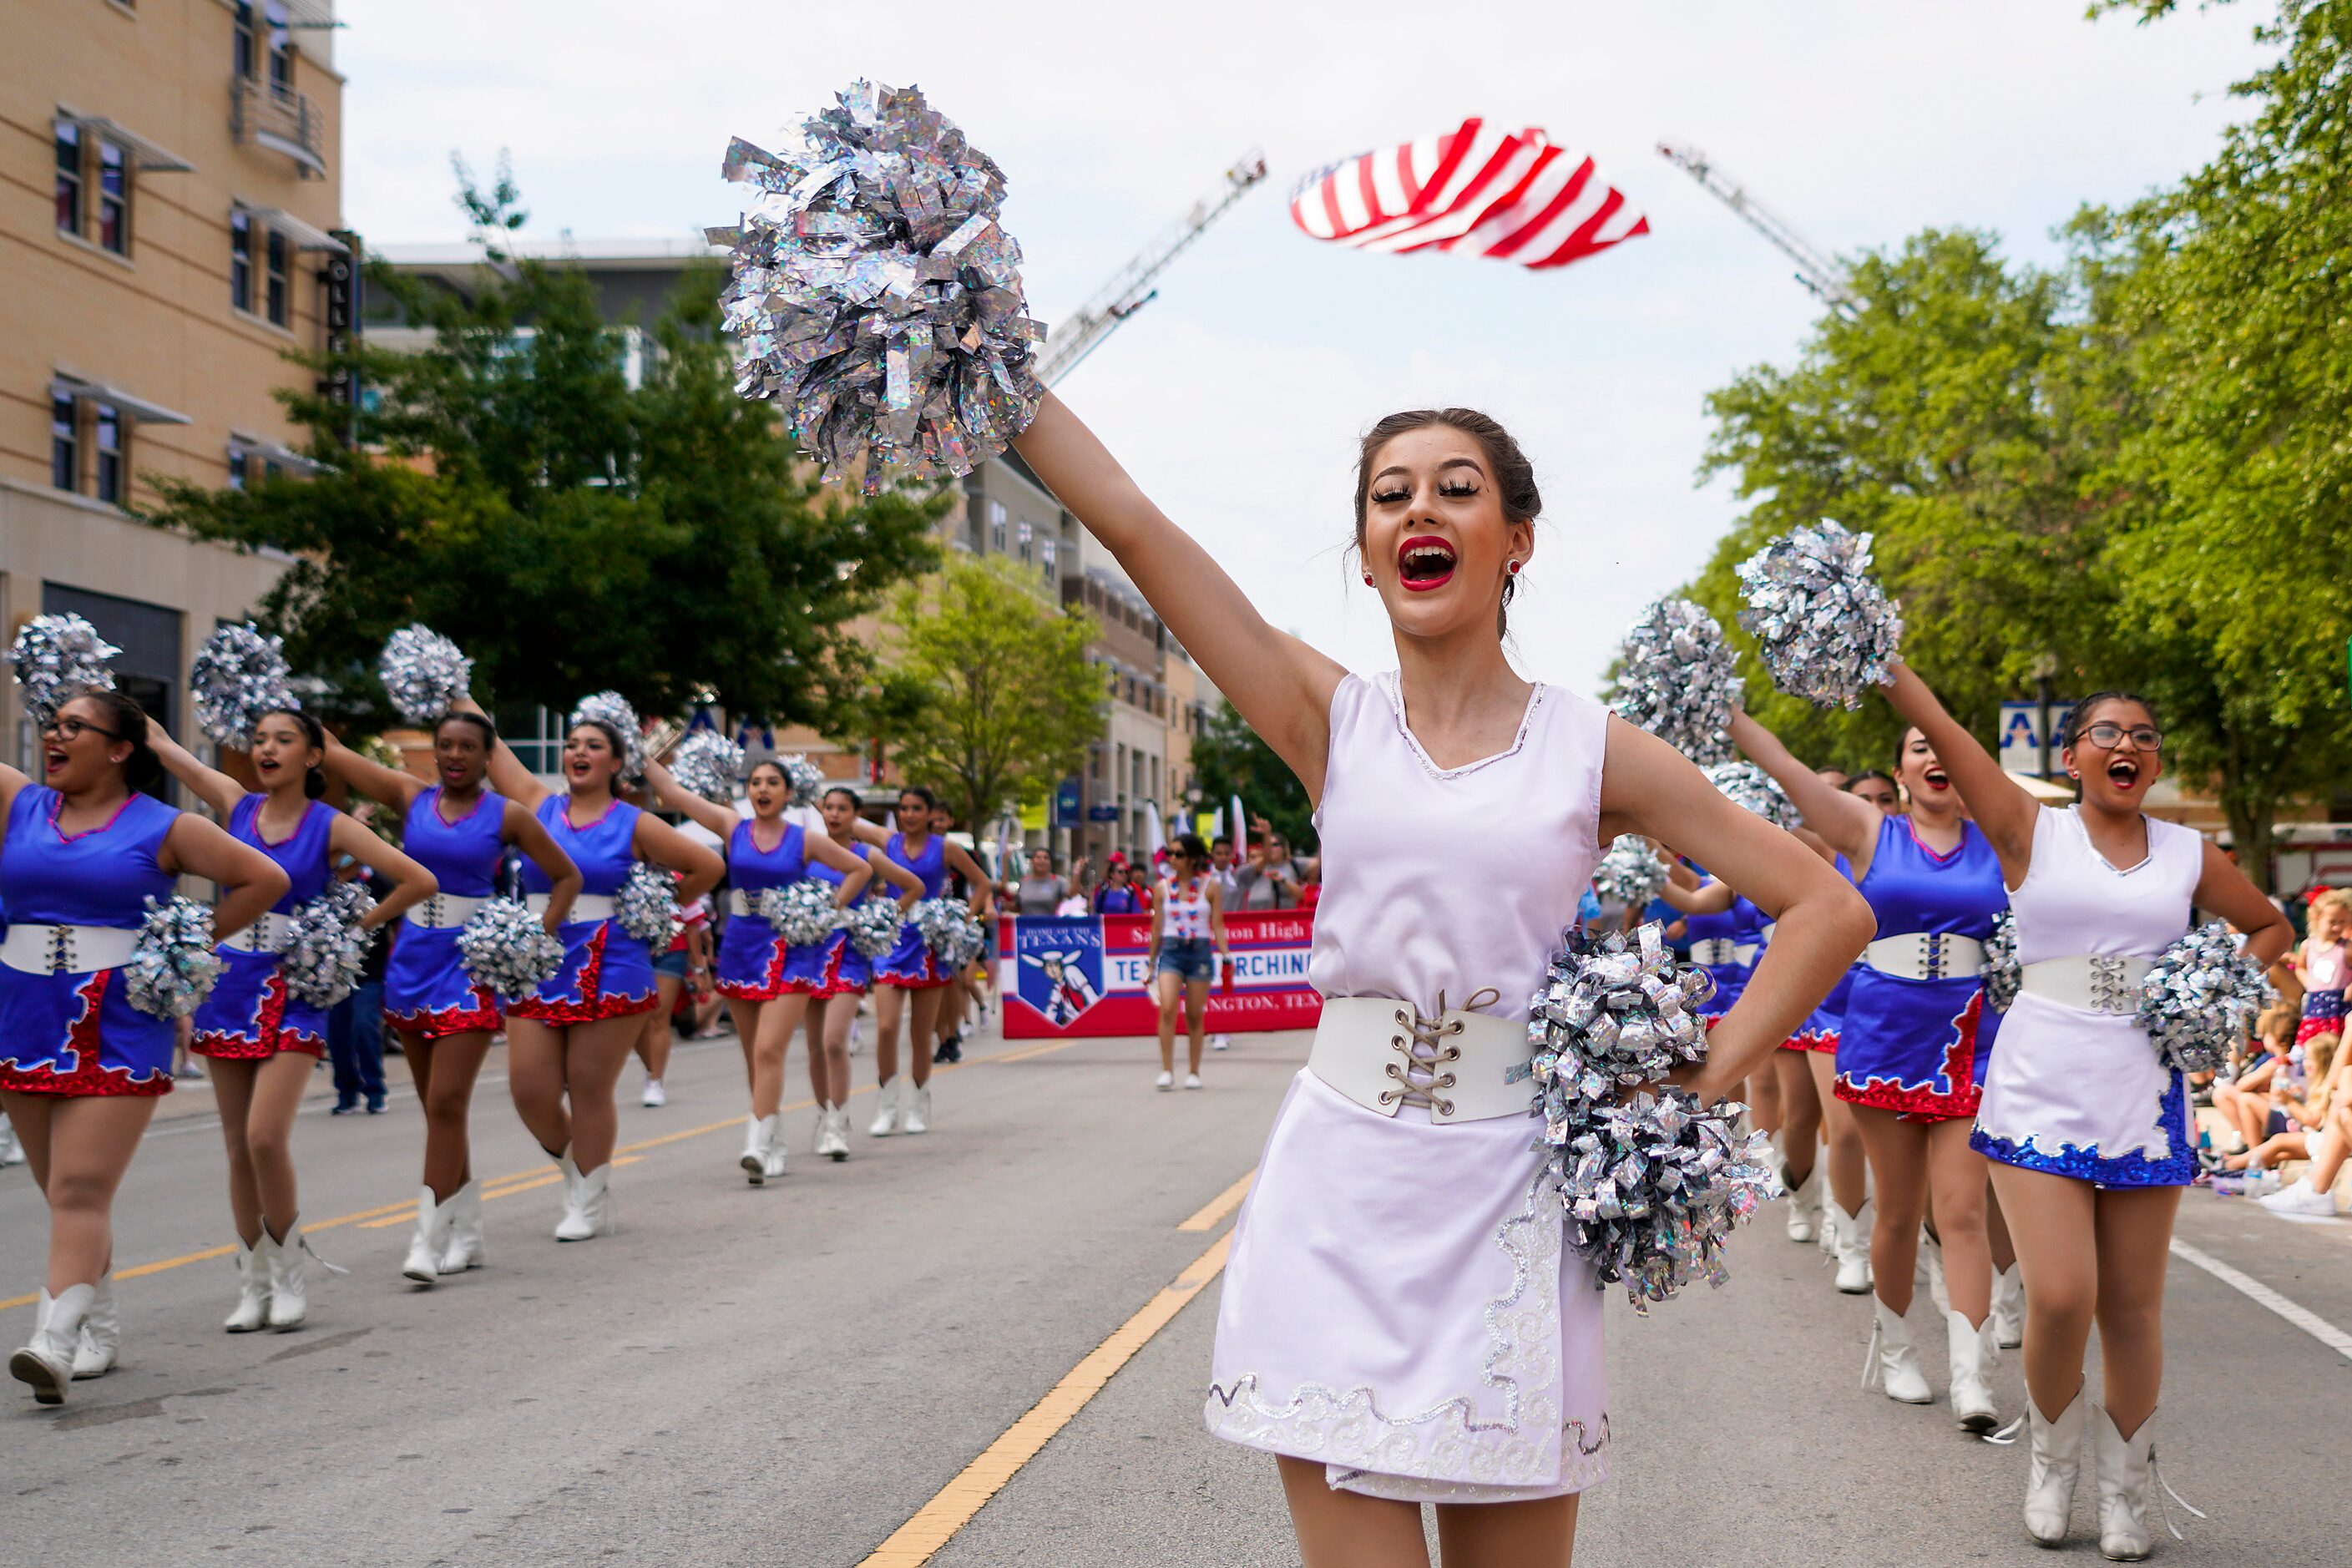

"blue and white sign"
[1012,918,1104,1027]
[1998,701,2075,777]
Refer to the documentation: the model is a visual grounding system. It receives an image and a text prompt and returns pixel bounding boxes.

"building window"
[230,209,253,311]
[988,499,1007,554]
[97,139,129,255]
[225,444,250,490]
[1016,519,1034,565]
[265,228,289,325]
[1041,538,1057,578]
[50,392,78,491]
[94,404,124,503]
[54,122,83,235]
[233,2,255,77]
[267,3,295,94]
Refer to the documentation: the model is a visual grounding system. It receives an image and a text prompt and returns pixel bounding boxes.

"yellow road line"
[1176,1169,1254,1232]
[855,1229,1234,1568]
[989,1038,1085,1065]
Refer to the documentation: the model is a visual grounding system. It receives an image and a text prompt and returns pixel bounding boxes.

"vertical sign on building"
[319,230,364,448]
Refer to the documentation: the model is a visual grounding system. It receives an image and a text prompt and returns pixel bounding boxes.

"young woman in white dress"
[1012,396,1870,1566]
[1880,672,2287,1557]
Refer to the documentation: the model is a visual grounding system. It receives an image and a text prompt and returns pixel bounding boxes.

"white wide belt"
[1865,932,1987,981]
[728,889,760,918]
[2021,954,2151,1015]
[1308,994,1530,1125]
[529,893,614,923]
[0,923,139,976]
[404,893,488,929]
[1690,939,1759,968]
[220,912,295,953]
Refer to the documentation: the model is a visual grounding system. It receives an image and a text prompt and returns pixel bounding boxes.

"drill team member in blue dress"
[149,712,435,1333]
[464,700,721,1242]
[5,691,287,1406]
[641,755,891,1183]
[848,787,994,1138]
[327,716,581,1285]
[792,787,921,1161]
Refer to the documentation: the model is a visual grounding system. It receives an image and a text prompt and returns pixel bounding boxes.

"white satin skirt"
[1204,1068,1611,1502]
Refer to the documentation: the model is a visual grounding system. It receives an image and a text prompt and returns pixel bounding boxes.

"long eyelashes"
[1372,483,1481,505]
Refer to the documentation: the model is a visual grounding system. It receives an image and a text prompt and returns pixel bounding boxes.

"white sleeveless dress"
[1970,807,2203,1186]
[1204,671,1612,1502]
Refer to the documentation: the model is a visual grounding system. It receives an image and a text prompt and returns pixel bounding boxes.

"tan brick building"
[1,0,345,768]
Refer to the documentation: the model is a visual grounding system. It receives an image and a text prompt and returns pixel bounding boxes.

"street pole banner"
[999,911,1323,1038]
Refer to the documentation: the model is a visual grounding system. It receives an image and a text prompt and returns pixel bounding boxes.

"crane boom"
[1656,142,1856,315]
[1036,151,1269,387]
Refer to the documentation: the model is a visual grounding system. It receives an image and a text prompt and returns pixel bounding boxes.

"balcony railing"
[230,75,326,179]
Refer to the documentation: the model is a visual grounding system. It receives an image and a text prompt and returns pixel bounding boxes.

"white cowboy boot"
[71,1273,120,1379]
[761,1115,787,1179]
[741,1115,777,1186]
[1864,1296,1933,1404]
[556,1160,614,1242]
[227,1237,275,1331]
[2025,1386,2087,1545]
[266,1225,311,1331]
[1783,1163,1821,1243]
[0,1112,23,1166]
[402,1188,452,1285]
[551,1148,584,1241]
[437,1181,484,1276]
[1946,1309,1999,1433]
[904,1084,932,1136]
[2094,1406,2200,1560]
[1832,1201,1873,1295]
[826,1107,851,1161]
[9,1284,93,1405]
[868,1078,902,1136]
[1992,1262,2026,1349]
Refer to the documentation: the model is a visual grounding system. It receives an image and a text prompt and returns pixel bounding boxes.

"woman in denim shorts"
[1151,833,1228,1090]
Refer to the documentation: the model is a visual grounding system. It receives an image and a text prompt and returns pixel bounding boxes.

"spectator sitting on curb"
[2222,1030,2346,1172]
[2213,1008,2297,1158]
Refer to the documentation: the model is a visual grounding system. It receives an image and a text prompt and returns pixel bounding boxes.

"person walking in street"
[796,787,922,1159]
[327,865,394,1116]
[1094,854,1148,915]
[1150,833,1227,1091]
[5,691,289,1404]
[147,711,436,1333]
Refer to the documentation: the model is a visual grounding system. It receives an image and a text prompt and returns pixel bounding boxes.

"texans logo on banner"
[999,912,1323,1039]
[1014,918,1105,1026]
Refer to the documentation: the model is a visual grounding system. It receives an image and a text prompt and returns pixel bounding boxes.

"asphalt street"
[3,1018,2347,1567]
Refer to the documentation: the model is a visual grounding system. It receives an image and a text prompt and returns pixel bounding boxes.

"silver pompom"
[10,613,119,723]
[2137,922,2274,1077]
[1704,761,1800,832]
[1592,837,1669,910]
[1528,923,1716,1120]
[1610,599,1740,764]
[715,79,1045,491]
[458,898,564,1002]
[191,622,296,748]
[912,896,979,965]
[1981,912,2021,1014]
[569,691,644,781]
[379,625,472,726]
[670,731,745,805]
[281,879,377,1009]
[124,896,224,1019]
[616,862,680,948]
[776,753,824,808]
[756,879,841,948]
[1734,520,1904,710]
[842,898,903,959]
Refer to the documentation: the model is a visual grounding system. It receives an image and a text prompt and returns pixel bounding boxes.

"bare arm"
[1881,664,2038,878]
[455,696,551,809]
[1598,716,1877,1100]
[2193,840,2294,970]
[1728,710,1882,871]
[633,814,724,906]
[1148,883,1166,960]
[847,817,892,850]
[942,842,996,918]
[807,832,875,908]
[0,761,28,831]
[160,816,290,941]
[503,799,582,932]
[865,847,924,913]
[143,717,249,821]
[1659,878,1736,916]
[321,731,427,813]
[326,814,438,928]
[640,758,741,842]
[1209,879,1227,954]
[1013,392,1347,800]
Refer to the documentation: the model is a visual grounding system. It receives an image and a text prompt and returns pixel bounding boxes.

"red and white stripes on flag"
[1290,117,1648,271]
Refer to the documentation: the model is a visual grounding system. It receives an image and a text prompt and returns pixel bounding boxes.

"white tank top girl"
[1161,874,1212,940]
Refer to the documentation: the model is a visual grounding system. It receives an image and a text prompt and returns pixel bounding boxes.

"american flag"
[1290,117,1649,271]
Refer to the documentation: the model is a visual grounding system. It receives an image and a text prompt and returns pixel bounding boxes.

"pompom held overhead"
[10,613,119,724]
[1611,599,1740,765]
[1734,520,1904,711]
[379,625,472,726]
[191,623,296,748]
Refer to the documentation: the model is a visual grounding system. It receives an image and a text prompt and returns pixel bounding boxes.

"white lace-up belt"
[0,923,139,976]
[1690,939,1759,967]
[528,893,614,923]
[1865,933,1987,981]
[405,893,488,929]
[220,912,295,953]
[727,889,771,918]
[1308,991,1530,1124]
[2021,954,2152,1015]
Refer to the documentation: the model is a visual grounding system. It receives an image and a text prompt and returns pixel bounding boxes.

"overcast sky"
[339,0,2271,698]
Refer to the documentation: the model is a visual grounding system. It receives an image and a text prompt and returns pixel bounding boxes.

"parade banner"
[999,911,1323,1039]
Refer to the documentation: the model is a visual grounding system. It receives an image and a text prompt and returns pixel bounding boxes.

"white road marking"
[2170,1239,2352,1363]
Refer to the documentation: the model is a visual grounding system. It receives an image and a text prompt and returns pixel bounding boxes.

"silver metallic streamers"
[9,613,119,724]
[1591,836,1669,911]
[1610,599,1740,764]
[912,896,980,966]
[379,625,472,726]
[1704,761,1800,832]
[777,752,824,808]
[842,898,903,960]
[124,896,224,1019]
[757,879,841,948]
[2137,922,2274,1077]
[190,622,296,748]
[1528,923,1716,1113]
[457,898,564,1002]
[280,880,377,1009]
[616,862,680,948]
[569,691,644,781]
[1981,911,2021,1014]
[713,79,1046,490]
[670,731,745,806]
[1734,520,1904,710]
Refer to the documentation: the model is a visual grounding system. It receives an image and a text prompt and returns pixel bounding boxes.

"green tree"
[143,163,944,726]
[1189,701,1317,853]
[868,555,1105,835]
